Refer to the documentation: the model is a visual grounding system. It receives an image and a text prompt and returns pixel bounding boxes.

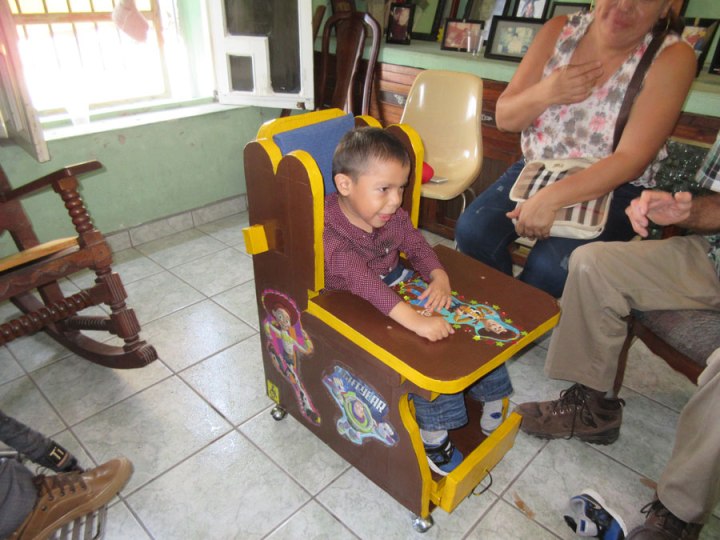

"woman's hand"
[544,61,603,105]
[506,191,558,239]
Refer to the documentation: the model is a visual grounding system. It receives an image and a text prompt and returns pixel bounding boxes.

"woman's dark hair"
[654,6,684,36]
[332,127,411,182]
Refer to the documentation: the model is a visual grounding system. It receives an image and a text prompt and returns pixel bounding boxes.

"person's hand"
[419,269,453,312]
[412,315,454,342]
[506,193,557,240]
[545,61,603,105]
[625,190,692,237]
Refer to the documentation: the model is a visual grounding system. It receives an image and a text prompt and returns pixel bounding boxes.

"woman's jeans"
[412,363,512,431]
[455,159,643,298]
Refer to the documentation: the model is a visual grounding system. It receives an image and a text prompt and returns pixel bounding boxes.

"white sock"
[481,399,505,435]
[420,428,448,447]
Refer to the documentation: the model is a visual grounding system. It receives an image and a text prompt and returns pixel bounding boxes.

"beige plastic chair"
[400,70,484,214]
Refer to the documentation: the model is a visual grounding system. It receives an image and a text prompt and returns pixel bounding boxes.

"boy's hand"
[419,269,453,312]
[389,301,454,342]
[413,315,454,342]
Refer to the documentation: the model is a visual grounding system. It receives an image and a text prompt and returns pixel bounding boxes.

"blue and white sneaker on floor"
[424,436,463,476]
[564,488,628,539]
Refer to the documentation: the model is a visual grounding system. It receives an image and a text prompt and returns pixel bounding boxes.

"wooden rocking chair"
[0,161,157,369]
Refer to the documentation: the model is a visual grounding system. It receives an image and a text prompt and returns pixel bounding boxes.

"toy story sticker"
[323,366,398,447]
[393,276,526,346]
[262,289,321,425]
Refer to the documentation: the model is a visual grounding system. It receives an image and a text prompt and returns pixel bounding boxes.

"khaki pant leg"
[545,236,720,392]
[658,348,720,524]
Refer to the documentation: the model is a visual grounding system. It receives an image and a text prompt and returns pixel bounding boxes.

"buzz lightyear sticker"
[322,366,398,446]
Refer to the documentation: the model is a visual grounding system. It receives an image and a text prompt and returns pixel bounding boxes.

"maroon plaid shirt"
[324,193,443,315]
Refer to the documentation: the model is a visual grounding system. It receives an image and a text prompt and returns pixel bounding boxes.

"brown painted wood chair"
[612,309,719,396]
[0,161,156,368]
[316,11,381,116]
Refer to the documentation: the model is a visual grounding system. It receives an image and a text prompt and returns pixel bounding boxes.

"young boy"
[324,127,513,475]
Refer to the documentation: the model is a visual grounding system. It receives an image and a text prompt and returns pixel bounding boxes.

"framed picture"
[410,0,447,41]
[484,16,543,62]
[682,18,719,77]
[387,3,415,45]
[463,0,510,42]
[548,1,589,18]
[710,37,720,76]
[441,19,485,52]
[513,0,549,19]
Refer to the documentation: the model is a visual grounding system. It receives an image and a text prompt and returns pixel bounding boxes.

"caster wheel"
[411,514,434,533]
[271,405,287,421]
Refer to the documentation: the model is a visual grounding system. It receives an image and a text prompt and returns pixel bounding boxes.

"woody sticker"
[393,277,525,345]
[262,290,321,425]
[322,366,398,446]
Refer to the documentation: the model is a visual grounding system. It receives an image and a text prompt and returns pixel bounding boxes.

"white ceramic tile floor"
[1,211,718,539]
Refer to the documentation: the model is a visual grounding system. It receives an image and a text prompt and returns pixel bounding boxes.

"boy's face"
[335,157,410,233]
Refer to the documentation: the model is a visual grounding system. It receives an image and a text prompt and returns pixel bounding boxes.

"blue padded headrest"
[272,113,355,194]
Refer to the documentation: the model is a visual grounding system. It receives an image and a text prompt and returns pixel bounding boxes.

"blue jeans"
[455,159,643,298]
[412,363,513,431]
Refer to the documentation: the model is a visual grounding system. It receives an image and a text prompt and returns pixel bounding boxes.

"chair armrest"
[0,161,102,202]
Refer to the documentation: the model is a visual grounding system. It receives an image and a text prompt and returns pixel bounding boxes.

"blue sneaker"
[564,489,627,539]
[425,436,463,476]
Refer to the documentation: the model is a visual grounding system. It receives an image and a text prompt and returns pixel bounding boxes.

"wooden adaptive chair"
[242,109,559,529]
[0,161,156,368]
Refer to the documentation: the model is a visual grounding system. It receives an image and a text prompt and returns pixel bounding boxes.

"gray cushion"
[633,309,720,368]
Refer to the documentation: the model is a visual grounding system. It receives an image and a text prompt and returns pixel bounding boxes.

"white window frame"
[208,0,315,110]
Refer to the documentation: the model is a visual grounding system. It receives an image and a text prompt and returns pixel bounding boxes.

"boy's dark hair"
[332,127,411,182]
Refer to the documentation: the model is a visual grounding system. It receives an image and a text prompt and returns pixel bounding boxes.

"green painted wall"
[0,106,279,245]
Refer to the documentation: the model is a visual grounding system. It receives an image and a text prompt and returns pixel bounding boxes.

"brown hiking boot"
[9,457,133,540]
[627,499,703,539]
[516,384,625,444]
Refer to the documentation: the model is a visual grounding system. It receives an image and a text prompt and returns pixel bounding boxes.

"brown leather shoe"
[516,384,625,444]
[9,457,133,540]
[627,499,703,539]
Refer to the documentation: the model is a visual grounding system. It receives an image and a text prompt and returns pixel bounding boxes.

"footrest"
[432,412,522,513]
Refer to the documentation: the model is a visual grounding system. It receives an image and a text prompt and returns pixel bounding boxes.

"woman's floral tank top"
[520,11,680,187]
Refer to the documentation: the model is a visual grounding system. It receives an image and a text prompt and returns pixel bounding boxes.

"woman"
[455,0,695,298]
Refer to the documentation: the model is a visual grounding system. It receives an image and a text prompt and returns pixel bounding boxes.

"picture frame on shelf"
[709,37,720,76]
[513,0,549,19]
[387,3,415,45]
[682,18,719,77]
[548,1,589,18]
[463,0,510,43]
[441,19,485,53]
[410,0,447,41]
[485,16,543,62]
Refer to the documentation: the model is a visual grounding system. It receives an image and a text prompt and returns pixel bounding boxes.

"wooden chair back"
[0,162,156,368]
[316,11,381,116]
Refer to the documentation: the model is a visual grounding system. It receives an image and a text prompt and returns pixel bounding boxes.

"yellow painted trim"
[307,300,560,394]
[389,123,424,228]
[437,412,522,513]
[356,115,382,128]
[242,224,269,255]
[285,149,326,293]
[257,108,347,140]
[398,394,432,519]
[255,138,283,174]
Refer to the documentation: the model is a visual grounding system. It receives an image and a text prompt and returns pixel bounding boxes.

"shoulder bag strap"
[612,30,667,151]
